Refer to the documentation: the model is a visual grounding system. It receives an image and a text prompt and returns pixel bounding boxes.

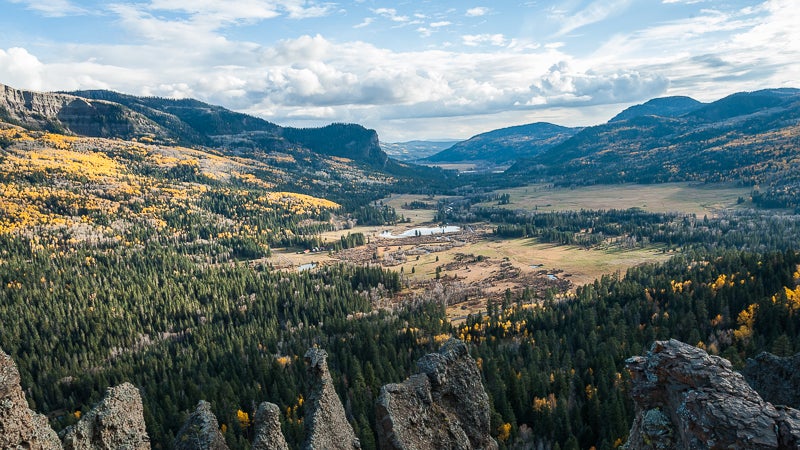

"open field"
[483,182,752,217]
[265,184,684,323]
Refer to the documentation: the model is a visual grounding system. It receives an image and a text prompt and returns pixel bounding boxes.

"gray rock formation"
[61,382,149,450]
[252,402,289,450]
[743,351,800,408]
[623,339,800,449]
[0,83,163,139]
[173,400,229,450]
[0,348,62,449]
[376,339,498,450]
[303,347,360,450]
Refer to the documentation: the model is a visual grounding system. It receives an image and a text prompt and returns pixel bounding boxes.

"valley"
[1,83,800,450]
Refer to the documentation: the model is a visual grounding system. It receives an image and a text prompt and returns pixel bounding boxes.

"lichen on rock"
[252,402,289,450]
[0,348,62,450]
[61,382,150,450]
[173,400,229,450]
[303,347,361,450]
[623,339,800,449]
[376,338,498,450]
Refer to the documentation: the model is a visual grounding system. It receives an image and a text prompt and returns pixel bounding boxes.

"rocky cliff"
[743,351,800,409]
[61,383,150,450]
[1,341,495,450]
[0,83,164,139]
[173,400,229,450]
[623,339,800,449]
[302,347,361,450]
[252,402,290,450]
[376,338,498,450]
[0,83,393,170]
[0,349,62,449]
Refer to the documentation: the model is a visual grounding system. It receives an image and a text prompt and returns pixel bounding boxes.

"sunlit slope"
[0,124,347,253]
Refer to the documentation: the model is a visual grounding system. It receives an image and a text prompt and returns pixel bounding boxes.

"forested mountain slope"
[424,122,579,164]
[508,88,800,209]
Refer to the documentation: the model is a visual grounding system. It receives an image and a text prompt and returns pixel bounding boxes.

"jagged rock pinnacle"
[252,402,289,450]
[303,347,360,450]
[743,351,800,409]
[62,382,150,450]
[173,400,229,450]
[623,339,800,449]
[376,338,498,450]
[0,348,62,450]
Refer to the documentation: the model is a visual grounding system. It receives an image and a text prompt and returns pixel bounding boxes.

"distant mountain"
[609,96,704,122]
[424,122,580,164]
[381,140,459,161]
[68,89,390,168]
[508,88,800,208]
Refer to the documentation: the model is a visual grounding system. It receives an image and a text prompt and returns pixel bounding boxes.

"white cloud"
[3,0,800,141]
[466,7,490,17]
[373,8,409,23]
[8,0,86,17]
[553,0,633,36]
[0,47,45,90]
[430,21,451,28]
[462,34,507,47]
[353,17,373,28]
[528,62,669,105]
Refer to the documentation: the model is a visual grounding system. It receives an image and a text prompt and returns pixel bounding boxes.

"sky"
[0,0,798,142]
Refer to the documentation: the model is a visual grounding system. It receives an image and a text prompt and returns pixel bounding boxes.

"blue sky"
[1,0,797,141]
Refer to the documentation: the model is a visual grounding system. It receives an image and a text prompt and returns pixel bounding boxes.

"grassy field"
[483,182,752,216]
[394,237,671,288]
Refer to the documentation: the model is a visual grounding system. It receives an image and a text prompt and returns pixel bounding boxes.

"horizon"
[1,0,798,141]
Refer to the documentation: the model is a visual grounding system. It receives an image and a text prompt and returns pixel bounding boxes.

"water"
[298,263,317,272]
[380,226,461,238]
[547,274,558,280]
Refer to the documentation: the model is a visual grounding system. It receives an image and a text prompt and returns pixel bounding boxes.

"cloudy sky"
[1,0,798,141]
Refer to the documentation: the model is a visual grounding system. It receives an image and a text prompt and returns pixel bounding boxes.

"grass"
[484,182,753,217]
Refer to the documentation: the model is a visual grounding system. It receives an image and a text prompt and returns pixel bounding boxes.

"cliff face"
[623,339,800,449]
[743,351,800,409]
[376,339,498,450]
[252,402,289,450]
[303,347,361,450]
[0,349,62,449]
[0,83,164,139]
[173,400,229,450]
[61,383,150,450]
[1,341,496,450]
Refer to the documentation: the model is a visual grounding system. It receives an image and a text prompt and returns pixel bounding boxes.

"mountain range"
[423,122,580,164]
[0,83,389,170]
[2,83,799,209]
[506,88,800,208]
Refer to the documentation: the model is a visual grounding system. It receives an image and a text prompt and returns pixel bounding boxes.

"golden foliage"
[237,409,251,429]
[734,303,758,342]
[497,423,511,442]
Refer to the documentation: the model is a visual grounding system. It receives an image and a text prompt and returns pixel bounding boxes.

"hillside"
[0,84,395,172]
[424,122,579,164]
[508,88,800,209]
[608,95,704,122]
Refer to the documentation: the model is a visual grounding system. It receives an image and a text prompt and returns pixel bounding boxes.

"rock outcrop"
[0,349,62,449]
[303,347,360,450]
[252,402,290,450]
[743,351,800,408]
[623,339,800,449]
[2,340,499,450]
[376,338,498,450]
[61,382,150,450]
[173,400,229,450]
[0,83,163,139]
